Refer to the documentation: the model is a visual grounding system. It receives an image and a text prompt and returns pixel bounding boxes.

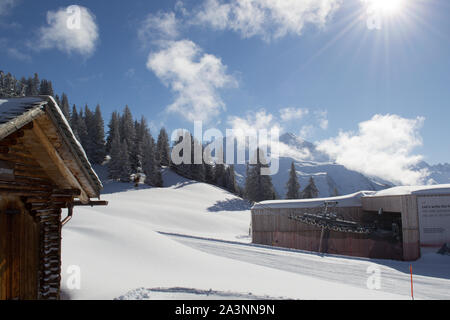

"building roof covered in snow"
[0,96,102,200]
[252,191,377,210]
[252,184,450,210]
[370,184,450,197]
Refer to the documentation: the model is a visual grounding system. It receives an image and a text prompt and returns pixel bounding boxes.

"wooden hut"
[0,96,105,300]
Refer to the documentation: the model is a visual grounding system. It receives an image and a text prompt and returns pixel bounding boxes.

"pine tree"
[32,73,40,96]
[214,145,226,187]
[82,105,97,160]
[204,162,215,184]
[156,128,171,167]
[90,105,106,164]
[224,165,238,194]
[4,73,16,97]
[54,94,61,107]
[130,120,143,173]
[215,163,226,187]
[19,77,27,96]
[120,105,136,170]
[302,176,319,199]
[77,109,89,154]
[170,132,183,174]
[142,127,162,187]
[108,129,122,180]
[119,141,132,182]
[48,81,54,96]
[244,149,276,202]
[60,93,70,120]
[120,106,135,148]
[133,116,152,173]
[106,111,119,153]
[190,135,205,181]
[108,122,131,182]
[244,163,258,202]
[286,162,301,199]
[171,131,192,178]
[70,105,80,140]
[25,77,33,96]
[39,79,54,96]
[39,80,48,95]
[0,71,5,97]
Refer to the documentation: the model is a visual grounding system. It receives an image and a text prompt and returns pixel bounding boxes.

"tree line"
[0,70,320,202]
[0,71,55,98]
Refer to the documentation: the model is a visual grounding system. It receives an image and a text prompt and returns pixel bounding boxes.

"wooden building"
[0,96,105,300]
[252,186,450,261]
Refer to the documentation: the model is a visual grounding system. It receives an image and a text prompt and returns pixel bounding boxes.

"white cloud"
[139,11,179,44]
[0,0,17,16]
[0,38,31,62]
[317,114,429,185]
[147,40,236,123]
[299,124,314,139]
[315,110,329,130]
[6,47,31,62]
[227,109,313,161]
[228,109,279,133]
[279,107,309,122]
[194,0,342,40]
[37,5,99,57]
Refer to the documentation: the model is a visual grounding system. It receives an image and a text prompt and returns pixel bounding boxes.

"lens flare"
[364,0,405,15]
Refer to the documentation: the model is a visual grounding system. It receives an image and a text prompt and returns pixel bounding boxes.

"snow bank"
[252,191,376,210]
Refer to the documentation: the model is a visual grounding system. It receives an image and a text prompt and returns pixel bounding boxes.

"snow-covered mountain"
[234,133,391,198]
[414,161,450,185]
[233,132,450,198]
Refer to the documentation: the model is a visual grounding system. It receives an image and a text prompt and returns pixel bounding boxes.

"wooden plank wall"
[0,123,71,300]
[363,194,421,261]
[400,195,420,261]
[252,207,403,260]
[0,196,39,300]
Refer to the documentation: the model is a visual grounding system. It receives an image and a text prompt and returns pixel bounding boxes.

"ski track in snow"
[116,287,286,300]
[162,233,450,300]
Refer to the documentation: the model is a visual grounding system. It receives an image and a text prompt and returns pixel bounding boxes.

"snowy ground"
[60,168,450,300]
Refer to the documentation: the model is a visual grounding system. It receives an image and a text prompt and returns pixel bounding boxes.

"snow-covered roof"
[0,97,45,125]
[0,96,102,195]
[370,184,450,197]
[252,191,376,210]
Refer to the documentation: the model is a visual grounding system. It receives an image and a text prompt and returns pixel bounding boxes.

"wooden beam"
[51,189,81,196]
[73,200,108,207]
[0,139,17,146]
[8,149,34,159]
[0,153,40,165]
[0,182,51,192]
[22,121,90,203]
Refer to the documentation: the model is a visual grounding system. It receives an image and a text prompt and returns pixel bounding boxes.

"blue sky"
[1,0,450,181]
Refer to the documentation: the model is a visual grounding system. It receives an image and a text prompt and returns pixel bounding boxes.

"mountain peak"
[279,132,308,147]
[278,132,330,163]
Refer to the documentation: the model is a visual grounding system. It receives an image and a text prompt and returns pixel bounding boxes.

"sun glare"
[366,0,405,15]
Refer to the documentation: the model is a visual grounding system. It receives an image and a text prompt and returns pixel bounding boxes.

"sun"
[365,0,405,15]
